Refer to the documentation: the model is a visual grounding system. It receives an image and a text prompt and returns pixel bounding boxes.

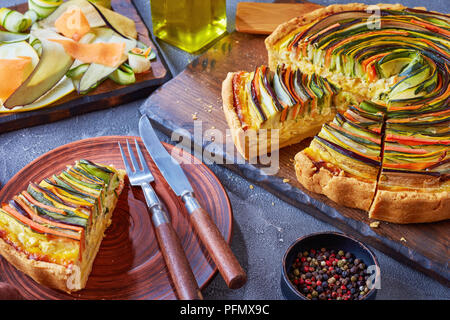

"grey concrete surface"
[0,0,448,300]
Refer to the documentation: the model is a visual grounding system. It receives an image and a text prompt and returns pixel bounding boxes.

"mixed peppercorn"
[288,248,371,300]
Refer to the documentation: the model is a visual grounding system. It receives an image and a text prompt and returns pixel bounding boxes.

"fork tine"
[134,139,150,172]
[118,142,134,175]
[126,139,141,172]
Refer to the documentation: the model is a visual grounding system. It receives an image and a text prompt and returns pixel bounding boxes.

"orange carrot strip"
[411,19,450,37]
[2,203,81,241]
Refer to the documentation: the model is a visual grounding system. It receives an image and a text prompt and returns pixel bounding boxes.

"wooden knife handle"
[187,203,247,289]
[154,219,203,300]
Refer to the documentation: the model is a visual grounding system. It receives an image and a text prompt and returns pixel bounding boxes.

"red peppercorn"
[311,249,316,254]
[309,267,315,272]
[304,266,309,272]
[301,257,306,262]
[326,260,332,266]
[299,278,305,285]
[341,285,347,290]
[316,281,322,286]
[334,274,340,279]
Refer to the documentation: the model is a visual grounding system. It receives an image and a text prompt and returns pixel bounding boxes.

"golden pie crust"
[294,151,376,212]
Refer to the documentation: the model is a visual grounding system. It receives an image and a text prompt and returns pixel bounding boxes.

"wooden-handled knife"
[139,115,247,289]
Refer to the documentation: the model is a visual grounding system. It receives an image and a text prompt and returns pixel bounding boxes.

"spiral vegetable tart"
[222,3,449,223]
[0,160,125,292]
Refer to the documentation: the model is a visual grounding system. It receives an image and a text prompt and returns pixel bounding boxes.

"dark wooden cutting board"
[140,5,450,286]
[0,0,171,134]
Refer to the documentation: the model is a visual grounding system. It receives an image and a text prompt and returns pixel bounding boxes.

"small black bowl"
[281,231,380,300]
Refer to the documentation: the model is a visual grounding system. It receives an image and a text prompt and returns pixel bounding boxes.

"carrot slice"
[54,7,91,41]
[383,161,438,170]
[308,23,341,42]
[0,57,33,102]
[2,203,81,241]
[385,134,450,145]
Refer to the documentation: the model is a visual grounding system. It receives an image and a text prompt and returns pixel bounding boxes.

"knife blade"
[139,115,247,289]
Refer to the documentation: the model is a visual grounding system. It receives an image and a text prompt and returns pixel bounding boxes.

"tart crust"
[369,189,450,224]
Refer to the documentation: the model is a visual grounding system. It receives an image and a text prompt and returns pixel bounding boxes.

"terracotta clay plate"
[0,136,233,300]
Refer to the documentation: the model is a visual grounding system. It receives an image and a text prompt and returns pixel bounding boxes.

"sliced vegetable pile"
[0,0,156,112]
[0,159,123,266]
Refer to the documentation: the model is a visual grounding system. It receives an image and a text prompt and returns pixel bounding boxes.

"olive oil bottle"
[151,0,227,53]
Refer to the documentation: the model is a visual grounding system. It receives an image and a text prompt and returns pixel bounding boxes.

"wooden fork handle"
[152,207,203,300]
[183,194,247,289]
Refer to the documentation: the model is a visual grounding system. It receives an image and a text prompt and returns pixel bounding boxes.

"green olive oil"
[151,0,227,53]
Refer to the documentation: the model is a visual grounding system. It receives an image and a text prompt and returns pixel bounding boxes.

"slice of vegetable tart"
[0,159,125,292]
[222,3,449,223]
